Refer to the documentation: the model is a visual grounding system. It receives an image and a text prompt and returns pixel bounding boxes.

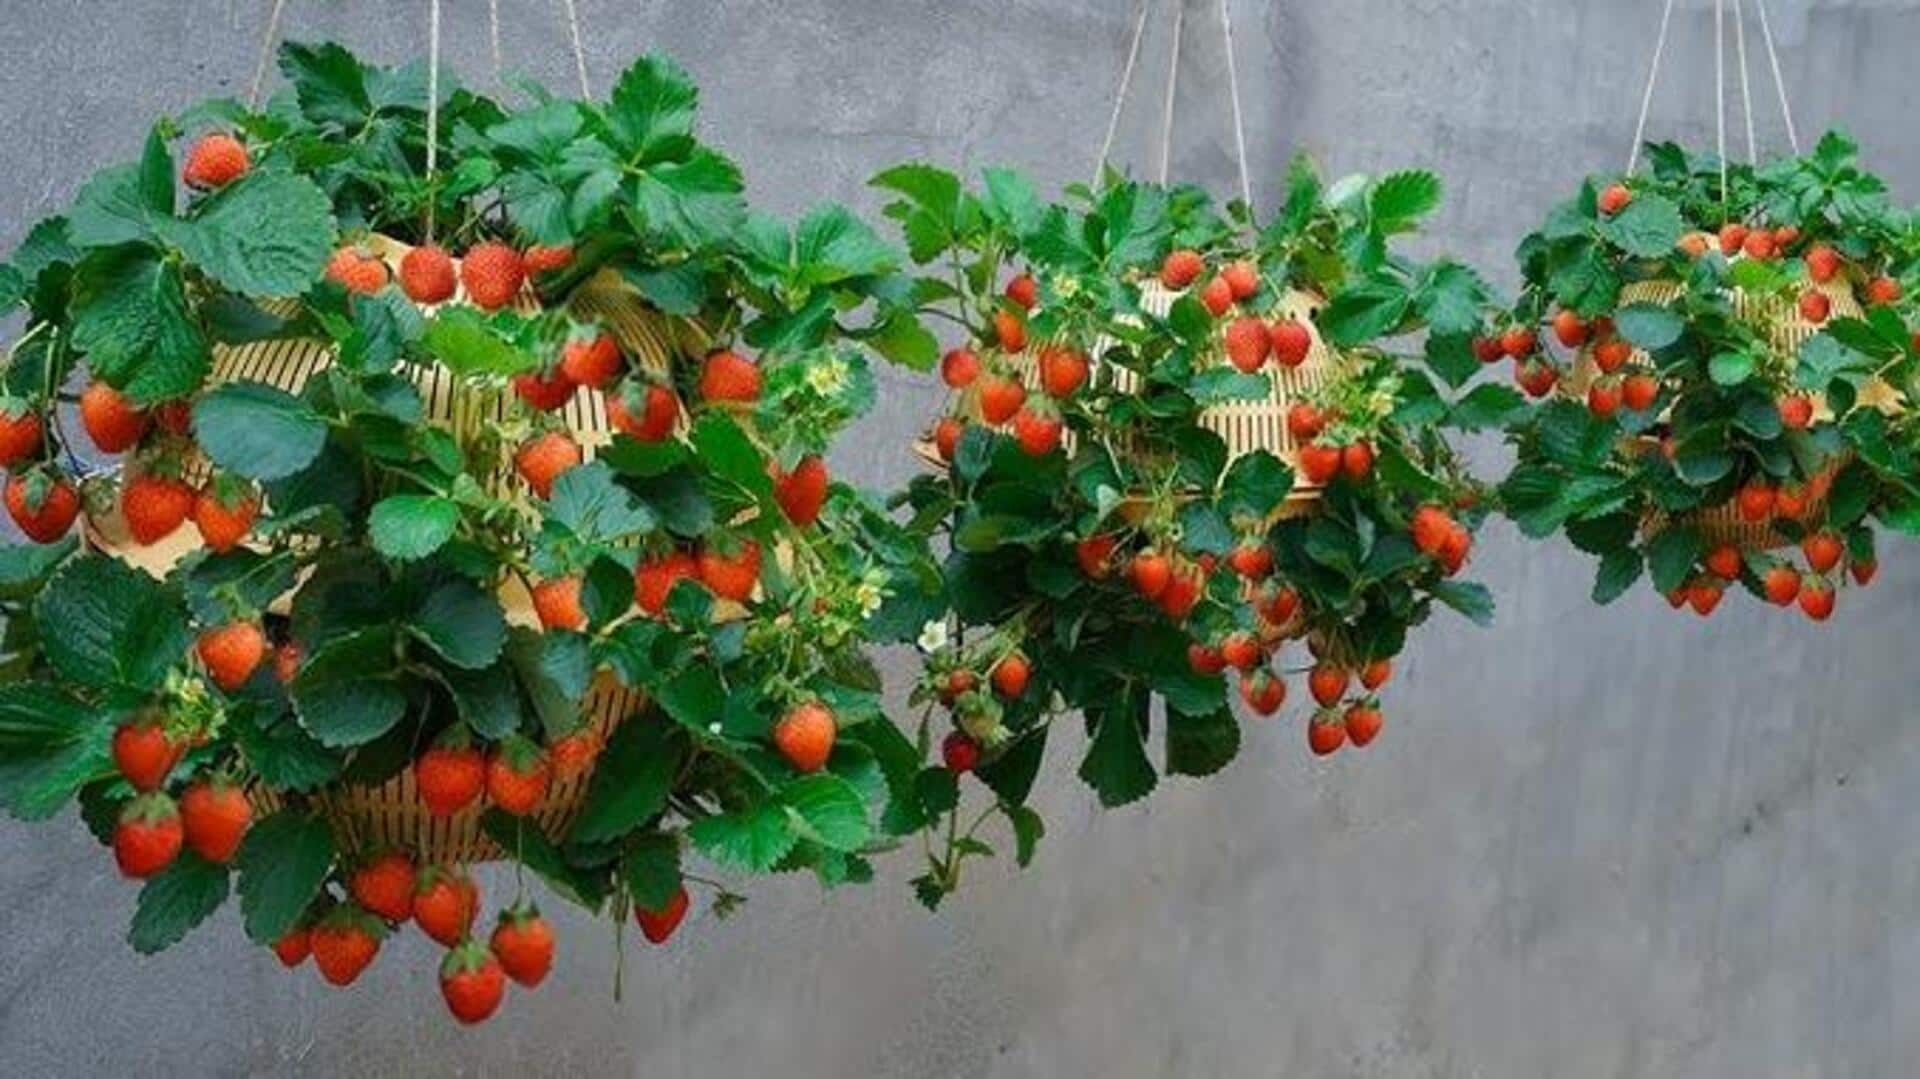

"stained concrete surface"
[3,1,1919,1076]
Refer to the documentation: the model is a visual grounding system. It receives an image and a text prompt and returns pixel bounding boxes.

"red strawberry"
[1500,327,1537,359]
[939,669,978,704]
[81,381,148,453]
[1187,642,1227,676]
[1598,184,1632,215]
[1866,276,1903,305]
[932,417,965,463]
[1221,260,1260,300]
[515,431,582,499]
[1719,224,1749,257]
[1340,441,1374,481]
[311,906,383,987]
[5,472,79,543]
[699,350,762,404]
[416,736,486,817]
[1678,233,1712,258]
[698,539,762,602]
[1259,583,1301,627]
[113,793,183,878]
[523,245,575,273]
[1552,310,1590,348]
[1075,534,1117,578]
[1005,273,1038,310]
[1735,482,1776,522]
[774,701,836,772]
[350,850,417,923]
[1472,337,1505,364]
[487,740,552,816]
[1622,373,1660,412]
[1774,226,1801,248]
[1802,531,1843,573]
[1705,544,1743,580]
[1039,347,1089,398]
[559,332,624,389]
[1516,359,1559,398]
[608,382,680,442]
[441,941,507,1024]
[772,454,829,527]
[1411,505,1454,555]
[113,721,186,793]
[325,246,389,294]
[1286,402,1324,442]
[941,731,981,773]
[415,866,480,948]
[192,484,258,553]
[0,405,42,466]
[122,473,194,545]
[182,133,249,188]
[1269,319,1312,368]
[1130,550,1172,599]
[1199,276,1234,317]
[459,243,525,310]
[272,927,312,968]
[1220,632,1262,672]
[1240,670,1286,716]
[1805,245,1841,284]
[991,653,1031,698]
[1593,338,1633,374]
[977,375,1026,425]
[1224,317,1270,372]
[1852,559,1878,586]
[635,883,691,944]
[1308,712,1347,756]
[635,551,700,616]
[993,309,1029,352]
[1359,658,1392,691]
[1743,230,1777,261]
[490,904,554,988]
[1160,249,1204,290]
[1438,523,1472,576]
[1778,395,1814,430]
[941,348,981,389]
[197,621,267,691]
[1298,441,1341,485]
[1798,575,1835,622]
[1687,580,1723,617]
[1228,539,1272,578]
[1308,664,1349,707]
[398,245,457,304]
[1157,563,1203,620]
[1762,562,1801,606]
[1775,484,1807,518]
[531,576,587,631]
[514,369,577,412]
[1344,703,1384,747]
[1798,289,1831,324]
[1011,407,1062,456]
[1588,378,1622,419]
[179,778,251,863]
[548,727,603,780]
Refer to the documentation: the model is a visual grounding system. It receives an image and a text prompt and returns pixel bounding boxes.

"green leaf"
[68,154,169,248]
[1597,193,1683,258]
[69,247,210,403]
[1592,547,1644,604]
[235,810,335,944]
[231,708,343,792]
[867,309,939,371]
[567,719,680,844]
[1165,706,1240,778]
[409,579,506,671]
[279,41,373,128]
[1078,693,1156,808]
[480,810,607,911]
[441,661,523,740]
[1646,527,1701,593]
[1709,351,1756,386]
[368,495,460,561]
[545,461,655,541]
[34,556,188,692]
[1318,280,1410,347]
[781,773,871,852]
[1007,804,1044,867]
[687,800,797,871]
[1448,383,1527,431]
[290,629,407,747]
[793,204,896,286]
[165,171,334,297]
[690,413,775,503]
[620,832,683,911]
[1428,580,1495,626]
[1217,450,1293,521]
[1614,301,1684,351]
[655,665,725,737]
[1369,170,1441,232]
[606,54,699,160]
[0,682,113,820]
[632,148,747,249]
[420,307,527,377]
[129,853,229,955]
[191,381,328,481]
[982,167,1043,236]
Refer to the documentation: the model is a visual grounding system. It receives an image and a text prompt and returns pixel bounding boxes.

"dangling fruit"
[635,883,691,944]
[773,701,836,772]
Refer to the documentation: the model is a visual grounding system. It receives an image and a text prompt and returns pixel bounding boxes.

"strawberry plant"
[1499,132,1919,620]
[0,42,934,1021]
[871,158,1503,905]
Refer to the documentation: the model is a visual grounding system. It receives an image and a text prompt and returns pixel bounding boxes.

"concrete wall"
[3,1,1918,1075]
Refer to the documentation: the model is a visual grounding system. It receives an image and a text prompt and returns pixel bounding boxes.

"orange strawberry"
[1762,562,1800,606]
[773,701,836,772]
[398,245,458,304]
[559,332,624,389]
[311,906,383,987]
[80,381,148,453]
[1719,224,1749,257]
[486,741,551,815]
[1622,372,1659,412]
[991,653,1031,698]
[635,550,700,616]
[1359,658,1392,691]
[0,404,42,466]
[192,483,258,553]
[1798,576,1835,621]
[1011,407,1062,456]
[1005,273,1038,310]
[1224,317,1270,372]
[548,727,603,780]
[1598,184,1632,215]
[1804,245,1841,284]
[325,246,389,295]
[607,382,680,441]
[514,369,577,412]
[1307,712,1346,756]
[699,350,761,403]
[1039,346,1089,398]
[1778,394,1814,431]
[490,903,555,988]
[272,927,312,968]
[523,245,575,273]
[5,472,79,543]
[1198,276,1234,317]
[414,866,480,948]
[1593,338,1633,374]
[1286,402,1325,442]
[1240,670,1286,716]
[1798,289,1831,324]
[459,243,525,310]
[197,621,266,691]
[1341,442,1374,481]
[772,454,829,527]
[514,431,582,499]
[1552,309,1589,348]
[530,576,587,631]
[439,942,507,1024]
[122,473,194,545]
[350,850,417,923]
[1802,531,1843,573]
[977,374,1026,425]
[182,132,249,188]
[1705,544,1743,580]
[697,539,762,602]
[1075,534,1117,578]
[1269,319,1312,368]
[993,309,1028,352]
[114,794,183,878]
[1866,276,1903,305]
[1344,703,1384,747]
[1735,482,1776,523]
[1160,249,1204,290]
[1221,260,1260,300]
[416,734,486,817]
[113,721,185,793]
[179,778,251,863]
[941,348,981,389]
[1297,441,1341,485]
[932,417,965,462]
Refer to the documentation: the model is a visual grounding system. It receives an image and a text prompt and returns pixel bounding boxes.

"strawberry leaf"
[69,247,210,404]
[368,494,459,562]
[1164,706,1240,778]
[129,852,229,955]
[1077,689,1156,808]
[34,556,189,694]
[235,810,335,945]
[192,381,328,481]
[0,682,112,821]
[779,773,870,852]
[686,800,797,872]
[567,717,682,845]
[165,171,334,298]
[619,831,683,911]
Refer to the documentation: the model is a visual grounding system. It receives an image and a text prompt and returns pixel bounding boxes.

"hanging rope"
[1732,0,1757,163]
[1754,0,1801,154]
[1713,0,1729,214]
[561,0,592,98]
[489,0,503,85]
[1157,0,1185,185]
[1626,0,1678,173]
[1091,0,1154,186]
[246,0,290,108]
[425,0,442,242]
[1218,0,1253,208]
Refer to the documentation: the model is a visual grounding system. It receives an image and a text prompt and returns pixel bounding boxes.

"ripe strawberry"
[1011,407,1062,456]
[1039,346,1089,398]
[1157,563,1203,620]
[1778,394,1813,431]
[1665,588,1688,610]
[113,721,184,792]
[1735,481,1776,522]
[941,731,981,773]
[991,653,1031,698]
[1598,184,1632,215]
[1805,245,1841,284]
[192,484,258,553]
[1228,539,1272,578]
[558,332,624,390]
[699,349,762,404]
[1516,358,1559,398]
[514,431,582,499]
[1344,703,1384,748]
[1075,534,1116,578]
[1762,562,1801,606]
[487,740,553,816]
[1552,310,1590,348]
[1719,224,1749,257]
[1678,233,1712,258]
[772,454,829,527]
[993,309,1029,352]
[182,132,249,188]
[1359,658,1392,691]
[1308,664,1349,707]
[1852,559,1878,586]
[941,348,981,389]
[1438,523,1472,576]
[274,641,303,684]
[114,793,183,878]
[1802,531,1843,573]
[459,243,525,310]
[416,737,486,817]
[514,369,577,412]
[698,539,762,602]
[1774,226,1801,249]
[1472,336,1505,364]
[1187,642,1227,676]
[490,904,554,988]
[272,927,312,968]
[1130,550,1172,599]
[122,473,194,545]
[1258,583,1301,626]
[311,906,383,987]
[179,778,250,863]
[1593,338,1634,374]
[773,701,836,772]
[1298,441,1341,485]
[1500,327,1537,359]
[1221,260,1260,300]
[1269,319,1312,368]
[1866,276,1903,305]
[1798,289,1831,324]
[1199,276,1234,318]
[1240,670,1286,716]
[932,417,965,462]
[1224,317,1271,372]
[1005,273,1038,310]
[635,883,691,944]
[1705,544,1743,580]
[80,381,148,453]
[5,472,78,543]
[1160,249,1204,290]
[1340,441,1374,481]
[1286,402,1325,442]
[1588,378,1621,419]
[1687,580,1723,617]
[325,246,389,294]
[1308,712,1347,757]
[197,621,267,692]
[635,551,699,616]
[1622,373,1660,412]
[1411,505,1454,555]
[1743,230,1777,261]
[0,405,42,466]
[523,245,575,273]
[977,375,1026,425]
[398,245,458,304]
[1220,632,1262,672]
[415,866,480,948]
[531,576,587,631]
[350,850,417,923]
[1798,575,1835,622]
[607,382,680,441]
[440,942,507,1025]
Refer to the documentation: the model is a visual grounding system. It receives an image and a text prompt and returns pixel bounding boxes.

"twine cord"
[246,0,290,108]
[1157,0,1184,185]
[490,0,503,84]
[1754,0,1801,154]
[1626,0,1678,174]
[1733,0,1756,163]
[561,0,592,98]
[1091,0,1154,185]
[1218,0,1253,208]
[425,0,441,241]
[1714,0,1728,213]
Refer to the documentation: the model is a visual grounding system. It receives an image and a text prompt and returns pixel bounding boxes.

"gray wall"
[3,1,1918,1076]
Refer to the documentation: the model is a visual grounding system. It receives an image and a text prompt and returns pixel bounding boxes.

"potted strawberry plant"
[870,158,1504,905]
[0,42,932,1022]
[1498,132,1919,620]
